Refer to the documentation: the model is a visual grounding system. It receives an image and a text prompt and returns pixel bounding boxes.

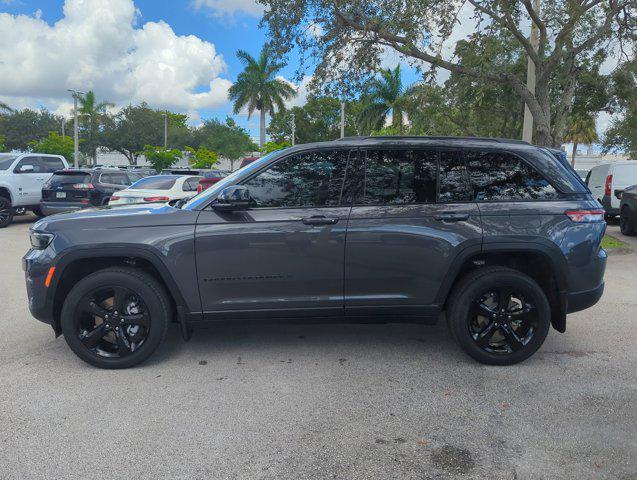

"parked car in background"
[40,168,137,216]
[0,153,69,227]
[24,136,606,368]
[160,168,203,175]
[619,184,637,236]
[108,174,201,206]
[197,170,229,193]
[119,166,156,177]
[586,162,637,220]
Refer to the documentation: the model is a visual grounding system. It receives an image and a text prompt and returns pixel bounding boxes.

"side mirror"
[19,164,35,173]
[213,185,251,212]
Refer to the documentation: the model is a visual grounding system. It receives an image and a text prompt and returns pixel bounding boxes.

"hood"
[33,203,199,233]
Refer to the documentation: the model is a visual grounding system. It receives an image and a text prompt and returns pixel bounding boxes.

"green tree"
[77,91,113,165]
[28,132,75,160]
[0,108,63,151]
[102,104,190,164]
[185,146,219,169]
[191,117,257,171]
[261,140,292,154]
[228,47,296,147]
[358,65,410,134]
[139,145,182,171]
[0,135,6,151]
[564,115,599,167]
[0,102,12,113]
[268,97,361,144]
[603,60,637,157]
[261,0,635,146]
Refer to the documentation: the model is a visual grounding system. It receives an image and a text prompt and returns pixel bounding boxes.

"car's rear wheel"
[0,196,14,228]
[61,267,170,368]
[31,206,46,218]
[447,267,551,365]
[620,207,636,236]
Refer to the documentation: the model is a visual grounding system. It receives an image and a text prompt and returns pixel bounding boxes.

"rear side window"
[0,156,17,170]
[40,157,65,173]
[129,176,177,190]
[362,149,437,205]
[49,172,91,185]
[100,172,131,185]
[465,150,559,201]
[243,149,349,208]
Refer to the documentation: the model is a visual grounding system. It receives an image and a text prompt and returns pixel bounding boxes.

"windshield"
[129,176,178,190]
[0,155,17,170]
[183,150,283,209]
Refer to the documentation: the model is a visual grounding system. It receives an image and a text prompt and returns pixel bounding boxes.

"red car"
[196,170,229,193]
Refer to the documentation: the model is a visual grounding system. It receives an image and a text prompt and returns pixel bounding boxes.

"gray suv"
[23,137,607,369]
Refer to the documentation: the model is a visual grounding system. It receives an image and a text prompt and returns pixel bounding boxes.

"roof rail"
[336,135,530,145]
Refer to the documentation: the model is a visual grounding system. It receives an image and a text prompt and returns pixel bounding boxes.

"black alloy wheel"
[0,196,13,228]
[469,288,537,355]
[447,267,551,365]
[620,208,635,236]
[74,286,150,358]
[61,267,170,368]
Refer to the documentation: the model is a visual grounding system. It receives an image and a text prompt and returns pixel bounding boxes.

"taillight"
[604,175,612,196]
[197,184,203,193]
[73,183,94,189]
[565,209,605,222]
[143,196,169,202]
[110,196,120,201]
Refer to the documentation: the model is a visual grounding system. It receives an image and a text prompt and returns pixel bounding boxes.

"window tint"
[100,172,131,185]
[15,157,42,173]
[361,149,437,205]
[49,172,91,185]
[0,155,18,170]
[243,149,349,208]
[40,157,65,173]
[129,176,177,190]
[439,150,471,202]
[183,177,200,192]
[465,150,558,201]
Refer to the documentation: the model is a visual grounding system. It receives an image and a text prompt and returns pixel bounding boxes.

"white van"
[586,161,637,218]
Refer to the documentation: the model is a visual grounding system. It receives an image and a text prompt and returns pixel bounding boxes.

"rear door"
[344,147,482,316]
[195,148,354,317]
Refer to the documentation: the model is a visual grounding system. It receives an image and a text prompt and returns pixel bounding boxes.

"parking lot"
[1,216,635,480]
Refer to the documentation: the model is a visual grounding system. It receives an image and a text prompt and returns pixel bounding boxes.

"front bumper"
[566,282,605,314]
[23,248,56,328]
[41,201,88,216]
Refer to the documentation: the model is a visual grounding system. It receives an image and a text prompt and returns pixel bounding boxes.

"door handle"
[434,213,470,222]
[302,215,339,226]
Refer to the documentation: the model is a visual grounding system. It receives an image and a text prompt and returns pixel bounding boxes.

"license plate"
[56,192,66,199]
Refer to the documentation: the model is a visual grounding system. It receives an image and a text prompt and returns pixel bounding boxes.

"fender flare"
[0,184,14,204]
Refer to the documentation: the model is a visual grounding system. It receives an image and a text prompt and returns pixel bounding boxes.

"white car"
[108,175,201,206]
[586,161,637,219]
[0,153,69,227]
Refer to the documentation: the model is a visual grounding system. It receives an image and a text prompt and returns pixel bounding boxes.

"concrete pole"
[162,113,168,148]
[522,0,540,143]
[61,118,65,138]
[340,100,345,138]
[291,112,295,146]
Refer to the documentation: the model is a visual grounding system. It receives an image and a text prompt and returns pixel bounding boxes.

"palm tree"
[78,91,113,165]
[0,101,12,113]
[564,115,599,167]
[228,47,296,147]
[358,65,410,134]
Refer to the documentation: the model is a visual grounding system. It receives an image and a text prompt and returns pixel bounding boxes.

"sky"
[0,0,625,147]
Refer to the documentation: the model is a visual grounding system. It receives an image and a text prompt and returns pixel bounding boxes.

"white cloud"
[278,75,311,108]
[0,0,232,117]
[190,0,263,17]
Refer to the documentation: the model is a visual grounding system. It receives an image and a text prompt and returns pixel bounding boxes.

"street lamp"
[67,89,85,168]
[162,112,168,148]
[290,112,295,146]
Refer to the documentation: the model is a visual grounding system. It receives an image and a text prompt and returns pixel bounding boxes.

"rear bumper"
[601,195,619,215]
[566,282,605,314]
[41,201,87,216]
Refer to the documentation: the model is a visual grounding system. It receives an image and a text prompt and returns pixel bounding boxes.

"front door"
[195,148,355,318]
[13,156,46,204]
[344,147,483,316]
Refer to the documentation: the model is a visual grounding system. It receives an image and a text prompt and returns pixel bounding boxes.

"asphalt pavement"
[1,215,635,480]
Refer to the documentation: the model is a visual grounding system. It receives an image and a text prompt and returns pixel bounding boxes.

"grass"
[601,234,627,249]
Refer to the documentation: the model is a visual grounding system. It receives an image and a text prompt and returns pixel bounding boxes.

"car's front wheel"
[61,267,170,368]
[447,267,551,365]
[0,196,14,228]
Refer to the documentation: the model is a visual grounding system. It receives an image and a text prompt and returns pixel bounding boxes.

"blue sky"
[0,0,312,140]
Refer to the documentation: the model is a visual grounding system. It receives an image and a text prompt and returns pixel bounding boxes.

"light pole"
[67,89,84,168]
[522,0,540,143]
[340,100,345,138]
[162,112,168,148]
[61,117,65,138]
[290,112,295,146]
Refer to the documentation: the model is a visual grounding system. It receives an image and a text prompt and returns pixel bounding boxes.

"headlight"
[30,231,55,249]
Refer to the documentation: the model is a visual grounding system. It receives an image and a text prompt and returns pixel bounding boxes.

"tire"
[0,196,14,228]
[32,206,46,218]
[61,267,171,369]
[620,207,636,236]
[447,267,551,366]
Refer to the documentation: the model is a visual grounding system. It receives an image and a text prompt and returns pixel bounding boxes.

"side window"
[361,149,437,205]
[15,157,42,173]
[114,172,132,185]
[40,157,65,173]
[465,150,559,201]
[183,177,199,192]
[99,173,114,184]
[242,149,349,208]
[439,150,471,202]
